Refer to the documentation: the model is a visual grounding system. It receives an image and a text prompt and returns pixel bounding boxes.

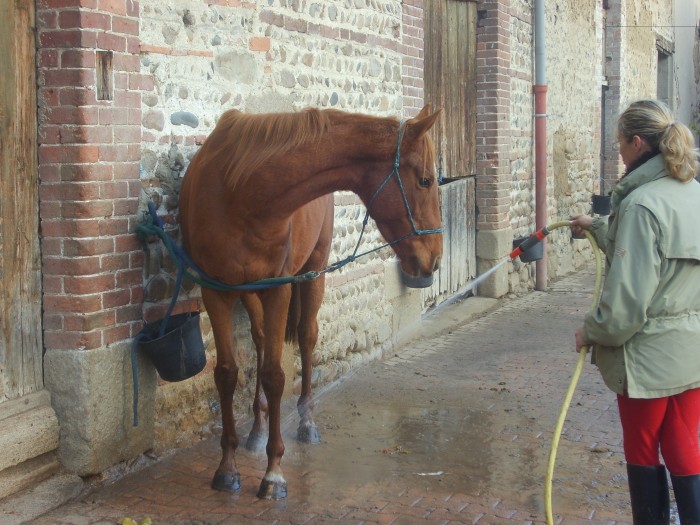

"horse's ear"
[406,107,442,138]
[415,104,432,118]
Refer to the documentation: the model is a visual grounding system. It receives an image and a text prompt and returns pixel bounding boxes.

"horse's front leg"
[296,277,325,444]
[202,288,242,493]
[241,293,268,453]
[257,285,292,500]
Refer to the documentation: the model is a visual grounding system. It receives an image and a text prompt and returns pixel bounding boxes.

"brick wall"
[37,0,144,356]
[401,0,425,117]
[475,0,512,233]
[36,0,154,474]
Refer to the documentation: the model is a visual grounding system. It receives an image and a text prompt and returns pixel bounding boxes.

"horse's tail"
[285,283,301,344]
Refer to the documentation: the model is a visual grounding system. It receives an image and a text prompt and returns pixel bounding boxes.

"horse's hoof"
[297,423,321,444]
[245,431,268,453]
[257,478,287,500]
[211,472,241,493]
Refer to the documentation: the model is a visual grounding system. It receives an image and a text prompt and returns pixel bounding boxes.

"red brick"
[41,214,101,236]
[59,10,111,30]
[97,0,128,15]
[64,274,116,294]
[43,255,101,275]
[44,293,103,313]
[37,49,60,69]
[64,310,117,331]
[60,164,110,182]
[97,32,127,52]
[63,237,115,256]
[113,16,138,35]
[99,107,129,125]
[38,0,97,8]
[45,144,101,164]
[57,87,97,106]
[60,124,114,144]
[41,182,101,201]
[116,268,143,288]
[39,29,98,49]
[43,67,97,89]
[113,163,139,180]
[116,304,142,324]
[103,288,130,309]
[61,200,114,219]
[98,217,130,236]
[42,105,99,126]
[43,329,102,350]
[60,49,96,68]
[113,126,141,144]
[101,253,130,272]
[42,275,64,294]
[103,323,132,344]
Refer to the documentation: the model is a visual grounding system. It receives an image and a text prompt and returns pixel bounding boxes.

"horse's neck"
[255,118,396,217]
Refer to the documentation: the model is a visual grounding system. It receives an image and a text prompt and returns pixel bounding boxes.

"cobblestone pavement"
[15,266,645,525]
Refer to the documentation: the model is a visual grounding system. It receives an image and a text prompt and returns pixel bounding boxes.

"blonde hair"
[617,99,700,182]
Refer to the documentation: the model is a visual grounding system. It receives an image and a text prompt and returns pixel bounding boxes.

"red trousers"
[617,387,700,475]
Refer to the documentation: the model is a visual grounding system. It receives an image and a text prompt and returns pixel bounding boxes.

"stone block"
[383,259,423,345]
[45,345,156,475]
[475,228,512,298]
[476,228,512,260]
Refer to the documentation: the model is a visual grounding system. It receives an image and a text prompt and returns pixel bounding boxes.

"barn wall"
[32,0,693,478]
[475,0,684,298]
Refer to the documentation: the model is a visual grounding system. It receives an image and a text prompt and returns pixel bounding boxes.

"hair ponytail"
[618,100,700,182]
[658,122,699,182]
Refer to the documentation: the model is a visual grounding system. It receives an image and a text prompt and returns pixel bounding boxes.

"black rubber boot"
[627,464,670,525]
[671,474,700,525]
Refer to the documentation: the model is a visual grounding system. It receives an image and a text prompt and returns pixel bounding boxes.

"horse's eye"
[419,177,432,188]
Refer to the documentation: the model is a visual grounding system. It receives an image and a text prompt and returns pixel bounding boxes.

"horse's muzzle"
[401,271,434,288]
[400,256,440,288]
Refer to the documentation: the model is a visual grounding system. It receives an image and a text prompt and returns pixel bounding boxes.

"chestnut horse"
[178,105,442,499]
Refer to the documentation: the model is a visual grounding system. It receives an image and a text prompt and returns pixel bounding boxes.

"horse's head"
[366,105,443,288]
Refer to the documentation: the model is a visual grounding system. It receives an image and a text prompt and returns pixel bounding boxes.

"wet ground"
[10,265,645,524]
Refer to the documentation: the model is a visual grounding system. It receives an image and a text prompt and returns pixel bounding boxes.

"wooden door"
[425,0,477,180]
[423,0,478,302]
[0,0,60,500]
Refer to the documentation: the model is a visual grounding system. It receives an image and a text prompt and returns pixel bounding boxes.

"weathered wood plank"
[423,0,478,309]
[0,0,42,401]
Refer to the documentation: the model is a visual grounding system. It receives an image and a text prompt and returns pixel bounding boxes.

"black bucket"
[591,194,611,215]
[137,312,206,382]
[513,236,544,263]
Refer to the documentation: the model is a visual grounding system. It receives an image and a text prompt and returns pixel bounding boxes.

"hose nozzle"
[509,226,550,261]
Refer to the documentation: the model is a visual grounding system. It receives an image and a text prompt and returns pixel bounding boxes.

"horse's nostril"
[433,257,441,272]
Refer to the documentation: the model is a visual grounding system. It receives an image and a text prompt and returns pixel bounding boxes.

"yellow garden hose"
[539,221,605,525]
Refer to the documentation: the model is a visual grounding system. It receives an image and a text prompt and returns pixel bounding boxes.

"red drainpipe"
[534,85,547,290]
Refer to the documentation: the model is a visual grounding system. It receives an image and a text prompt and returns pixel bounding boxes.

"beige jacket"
[585,155,700,398]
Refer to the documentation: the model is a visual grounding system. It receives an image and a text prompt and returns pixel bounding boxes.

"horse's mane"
[196,108,334,191]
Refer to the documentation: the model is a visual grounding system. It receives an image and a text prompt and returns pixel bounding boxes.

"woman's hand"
[569,214,593,239]
[575,325,590,352]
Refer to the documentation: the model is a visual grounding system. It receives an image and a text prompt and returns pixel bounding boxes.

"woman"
[571,100,700,525]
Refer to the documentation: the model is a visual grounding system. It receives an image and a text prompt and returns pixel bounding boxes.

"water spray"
[451,219,604,524]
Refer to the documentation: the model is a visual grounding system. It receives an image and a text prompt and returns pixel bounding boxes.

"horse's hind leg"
[241,293,268,453]
[202,288,242,493]
[296,276,325,444]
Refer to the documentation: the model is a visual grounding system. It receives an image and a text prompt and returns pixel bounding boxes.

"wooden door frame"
[0,0,60,500]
